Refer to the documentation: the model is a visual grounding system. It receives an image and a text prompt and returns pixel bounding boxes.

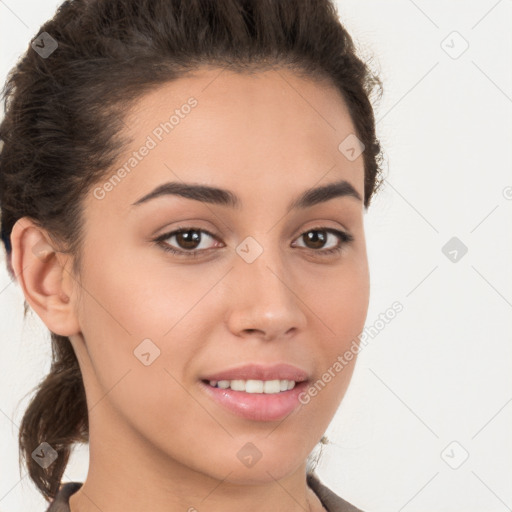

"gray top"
[45,473,364,512]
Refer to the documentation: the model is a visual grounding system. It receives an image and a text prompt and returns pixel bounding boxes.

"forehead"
[88,67,364,215]
[128,66,356,138]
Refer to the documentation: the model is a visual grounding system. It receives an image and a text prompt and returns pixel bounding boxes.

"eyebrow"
[130,179,362,212]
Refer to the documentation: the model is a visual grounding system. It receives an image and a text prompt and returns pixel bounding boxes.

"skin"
[10,67,370,512]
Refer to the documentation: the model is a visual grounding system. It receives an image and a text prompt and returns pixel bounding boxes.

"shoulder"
[45,482,83,512]
[307,472,365,512]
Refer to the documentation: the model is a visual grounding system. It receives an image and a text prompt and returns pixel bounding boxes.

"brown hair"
[0,0,384,501]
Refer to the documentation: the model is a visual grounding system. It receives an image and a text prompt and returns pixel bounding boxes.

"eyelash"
[153,226,354,258]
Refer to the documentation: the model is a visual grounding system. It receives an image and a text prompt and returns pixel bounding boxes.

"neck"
[68,407,325,512]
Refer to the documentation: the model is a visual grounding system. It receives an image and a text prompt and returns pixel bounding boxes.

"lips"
[199,363,311,421]
[201,363,310,383]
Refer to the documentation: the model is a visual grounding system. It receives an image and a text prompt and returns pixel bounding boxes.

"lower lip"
[199,380,308,422]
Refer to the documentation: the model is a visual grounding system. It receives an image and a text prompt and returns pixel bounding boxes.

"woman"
[0,0,383,511]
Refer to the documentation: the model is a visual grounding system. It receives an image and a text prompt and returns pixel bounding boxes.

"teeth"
[263,380,279,394]
[208,379,297,393]
[231,380,245,391]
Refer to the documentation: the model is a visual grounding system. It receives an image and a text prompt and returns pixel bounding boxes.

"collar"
[45,473,363,512]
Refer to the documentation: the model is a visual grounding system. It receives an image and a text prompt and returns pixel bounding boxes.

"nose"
[224,245,308,342]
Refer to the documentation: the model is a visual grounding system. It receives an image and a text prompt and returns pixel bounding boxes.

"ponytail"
[17,332,88,500]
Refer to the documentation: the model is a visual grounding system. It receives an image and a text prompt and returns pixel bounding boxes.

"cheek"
[80,241,214,339]
[75,254,207,446]
[302,254,370,339]
[75,246,206,398]
[301,256,369,398]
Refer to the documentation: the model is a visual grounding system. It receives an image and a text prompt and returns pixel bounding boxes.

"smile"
[199,363,310,421]
[206,379,296,393]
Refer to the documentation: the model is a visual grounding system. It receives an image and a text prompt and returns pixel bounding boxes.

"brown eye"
[293,227,354,255]
[173,229,202,250]
[153,225,354,258]
[302,230,328,249]
[155,227,220,256]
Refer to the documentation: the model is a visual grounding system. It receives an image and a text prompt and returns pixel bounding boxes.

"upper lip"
[201,363,309,382]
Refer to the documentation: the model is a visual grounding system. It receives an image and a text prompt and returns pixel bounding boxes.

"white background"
[1,1,511,511]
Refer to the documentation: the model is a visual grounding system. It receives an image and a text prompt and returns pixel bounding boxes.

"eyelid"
[153,226,220,247]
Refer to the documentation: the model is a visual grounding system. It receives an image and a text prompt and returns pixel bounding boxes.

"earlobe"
[10,217,81,337]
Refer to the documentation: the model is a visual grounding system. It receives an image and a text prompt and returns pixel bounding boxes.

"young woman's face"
[71,67,370,483]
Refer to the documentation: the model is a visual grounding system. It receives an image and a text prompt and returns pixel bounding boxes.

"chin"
[209,442,308,485]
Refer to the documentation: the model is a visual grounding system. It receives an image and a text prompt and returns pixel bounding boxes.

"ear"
[9,217,81,337]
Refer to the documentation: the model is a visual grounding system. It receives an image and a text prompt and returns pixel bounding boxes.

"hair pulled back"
[0,0,383,500]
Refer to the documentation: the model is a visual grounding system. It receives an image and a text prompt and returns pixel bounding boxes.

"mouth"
[198,363,310,422]
[202,378,299,393]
